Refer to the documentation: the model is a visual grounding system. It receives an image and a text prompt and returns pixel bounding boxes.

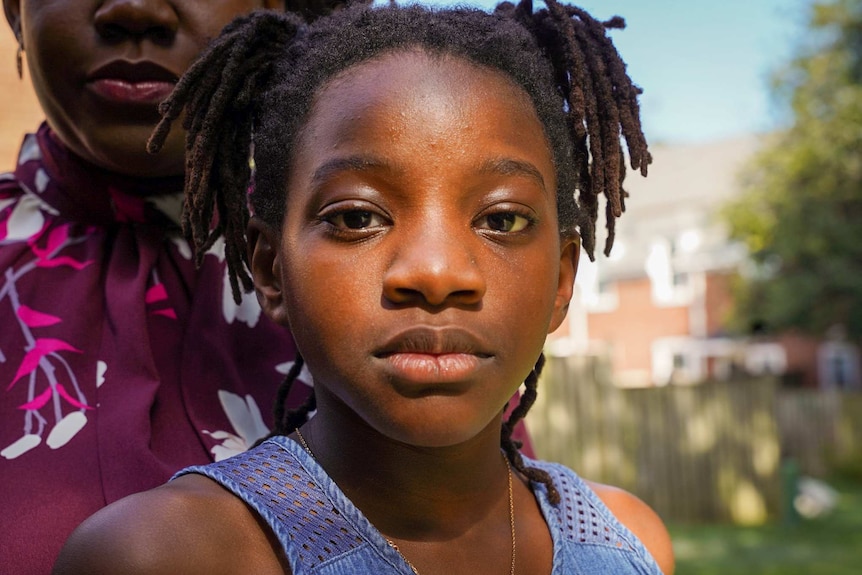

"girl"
[54,2,673,573]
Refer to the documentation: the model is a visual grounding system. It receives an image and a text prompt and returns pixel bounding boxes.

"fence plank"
[776,389,862,477]
[527,355,790,524]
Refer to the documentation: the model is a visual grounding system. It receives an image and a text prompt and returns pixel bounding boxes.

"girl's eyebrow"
[478,158,547,193]
[309,156,546,192]
[310,156,395,187]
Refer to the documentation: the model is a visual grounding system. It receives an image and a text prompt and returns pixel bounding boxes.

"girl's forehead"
[287,48,558,205]
[308,49,543,135]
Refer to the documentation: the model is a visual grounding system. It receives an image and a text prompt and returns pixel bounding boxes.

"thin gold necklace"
[294,428,516,575]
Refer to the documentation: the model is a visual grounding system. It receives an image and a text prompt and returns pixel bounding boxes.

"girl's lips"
[377,352,487,385]
[88,78,175,105]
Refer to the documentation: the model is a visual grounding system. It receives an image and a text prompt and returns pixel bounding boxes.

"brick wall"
[587,277,690,376]
[705,271,735,336]
[776,331,820,388]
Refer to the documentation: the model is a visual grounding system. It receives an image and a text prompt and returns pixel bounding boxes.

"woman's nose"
[94,0,179,44]
[382,226,486,308]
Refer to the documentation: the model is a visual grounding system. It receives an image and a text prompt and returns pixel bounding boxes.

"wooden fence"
[776,389,862,477]
[525,354,862,524]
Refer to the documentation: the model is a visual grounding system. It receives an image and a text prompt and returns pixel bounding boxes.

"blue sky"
[420,0,812,144]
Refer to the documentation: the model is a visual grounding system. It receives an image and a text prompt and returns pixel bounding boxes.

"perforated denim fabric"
[175,436,663,574]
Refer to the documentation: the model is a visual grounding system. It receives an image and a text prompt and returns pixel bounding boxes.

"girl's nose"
[94,0,179,43]
[382,228,486,308]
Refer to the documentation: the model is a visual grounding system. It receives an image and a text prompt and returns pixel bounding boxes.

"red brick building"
[549,137,861,391]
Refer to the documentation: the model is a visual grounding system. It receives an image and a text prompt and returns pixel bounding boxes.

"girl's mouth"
[377,351,488,385]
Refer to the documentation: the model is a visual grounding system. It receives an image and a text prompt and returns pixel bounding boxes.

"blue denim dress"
[176,436,663,574]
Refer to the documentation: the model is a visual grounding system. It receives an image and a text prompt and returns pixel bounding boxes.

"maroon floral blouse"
[0,124,310,574]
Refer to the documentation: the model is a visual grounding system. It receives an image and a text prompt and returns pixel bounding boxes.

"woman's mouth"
[88,79,176,105]
[87,60,179,106]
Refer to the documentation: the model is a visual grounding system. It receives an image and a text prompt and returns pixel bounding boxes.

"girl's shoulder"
[525,458,674,575]
[53,473,288,575]
[585,480,675,574]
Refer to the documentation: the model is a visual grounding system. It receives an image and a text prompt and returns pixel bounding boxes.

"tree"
[723,0,862,341]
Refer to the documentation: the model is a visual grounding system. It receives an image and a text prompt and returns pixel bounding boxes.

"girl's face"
[255,51,578,447]
[4,0,283,178]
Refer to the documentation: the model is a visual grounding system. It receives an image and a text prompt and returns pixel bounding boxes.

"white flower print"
[17,135,42,166]
[0,434,41,459]
[170,236,193,261]
[276,361,315,388]
[3,193,51,241]
[195,236,263,327]
[45,411,88,449]
[221,268,262,327]
[203,391,270,462]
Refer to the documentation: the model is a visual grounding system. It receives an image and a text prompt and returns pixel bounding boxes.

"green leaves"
[724,0,862,341]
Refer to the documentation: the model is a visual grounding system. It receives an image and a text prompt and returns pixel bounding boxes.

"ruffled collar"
[13,123,185,228]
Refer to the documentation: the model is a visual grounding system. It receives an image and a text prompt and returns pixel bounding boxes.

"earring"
[16,40,23,80]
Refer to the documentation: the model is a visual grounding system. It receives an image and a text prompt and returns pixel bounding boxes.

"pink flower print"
[16,305,61,328]
[145,283,177,320]
[0,200,12,240]
[27,224,92,270]
[2,336,91,458]
[1,192,95,458]
[8,338,82,391]
[17,383,91,411]
[151,309,177,319]
[145,283,167,303]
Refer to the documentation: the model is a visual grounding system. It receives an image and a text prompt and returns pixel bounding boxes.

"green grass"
[668,478,862,575]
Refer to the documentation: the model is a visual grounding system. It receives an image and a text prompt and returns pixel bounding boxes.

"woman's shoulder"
[53,474,288,575]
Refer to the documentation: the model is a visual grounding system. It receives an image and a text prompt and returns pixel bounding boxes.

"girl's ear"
[548,232,580,334]
[247,217,290,326]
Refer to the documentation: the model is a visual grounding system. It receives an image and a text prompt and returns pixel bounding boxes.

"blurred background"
[0,26,40,168]
[3,0,861,573]
[523,2,862,573]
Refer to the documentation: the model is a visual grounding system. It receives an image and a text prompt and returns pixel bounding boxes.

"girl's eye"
[477,212,532,233]
[323,209,388,231]
[338,210,374,229]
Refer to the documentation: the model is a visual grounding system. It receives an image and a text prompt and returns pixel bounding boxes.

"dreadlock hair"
[286,0,351,22]
[149,0,649,505]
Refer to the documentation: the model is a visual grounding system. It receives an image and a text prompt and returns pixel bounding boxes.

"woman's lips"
[88,78,175,105]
